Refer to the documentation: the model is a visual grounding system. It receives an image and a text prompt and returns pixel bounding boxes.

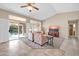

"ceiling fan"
[20,3,39,12]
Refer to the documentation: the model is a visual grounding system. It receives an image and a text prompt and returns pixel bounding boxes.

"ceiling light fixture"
[27,6,33,12]
[20,3,39,12]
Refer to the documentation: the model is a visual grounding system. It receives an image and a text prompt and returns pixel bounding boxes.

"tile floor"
[0,39,64,56]
[60,38,79,56]
[0,38,79,56]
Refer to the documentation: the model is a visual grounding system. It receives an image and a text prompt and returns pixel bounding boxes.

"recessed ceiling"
[0,3,79,21]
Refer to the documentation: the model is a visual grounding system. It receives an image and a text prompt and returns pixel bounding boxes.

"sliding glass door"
[9,22,26,40]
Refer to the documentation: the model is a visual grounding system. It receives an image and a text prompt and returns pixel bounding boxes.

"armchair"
[33,32,48,46]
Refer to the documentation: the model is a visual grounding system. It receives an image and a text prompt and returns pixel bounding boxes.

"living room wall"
[0,18,9,43]
[0,9,41,43]
[43,11,79,39]
[0,9,27,43]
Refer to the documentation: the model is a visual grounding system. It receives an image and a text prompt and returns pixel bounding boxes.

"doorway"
[9,22,26,40]
[68,20,77,38]
[69,24,76,37]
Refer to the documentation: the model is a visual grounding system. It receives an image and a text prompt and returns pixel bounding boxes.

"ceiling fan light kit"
[20,3,39,12]
[27,6,33,12]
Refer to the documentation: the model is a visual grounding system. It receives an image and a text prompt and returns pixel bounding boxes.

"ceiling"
[0,3,79,21]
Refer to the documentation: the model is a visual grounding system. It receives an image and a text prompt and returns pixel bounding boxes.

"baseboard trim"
[0,39,18,44]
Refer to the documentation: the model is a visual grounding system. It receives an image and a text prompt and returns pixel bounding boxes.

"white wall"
[0,18,9,43]
[77,20,79,39]
[43,11,79,39]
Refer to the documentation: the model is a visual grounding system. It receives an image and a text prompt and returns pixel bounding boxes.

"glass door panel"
[9,23,19,40]
[9,22,26,40]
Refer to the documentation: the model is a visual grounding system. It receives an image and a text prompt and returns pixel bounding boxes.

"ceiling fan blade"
[20,6,27,8]
[32,6,39,10]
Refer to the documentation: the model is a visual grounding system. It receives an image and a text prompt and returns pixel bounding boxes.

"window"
[8,15,26,21]
[30,20,41,32]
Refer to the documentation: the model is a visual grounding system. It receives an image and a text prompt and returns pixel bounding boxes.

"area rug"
[21,39,54,49]
[21,37,64,49]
